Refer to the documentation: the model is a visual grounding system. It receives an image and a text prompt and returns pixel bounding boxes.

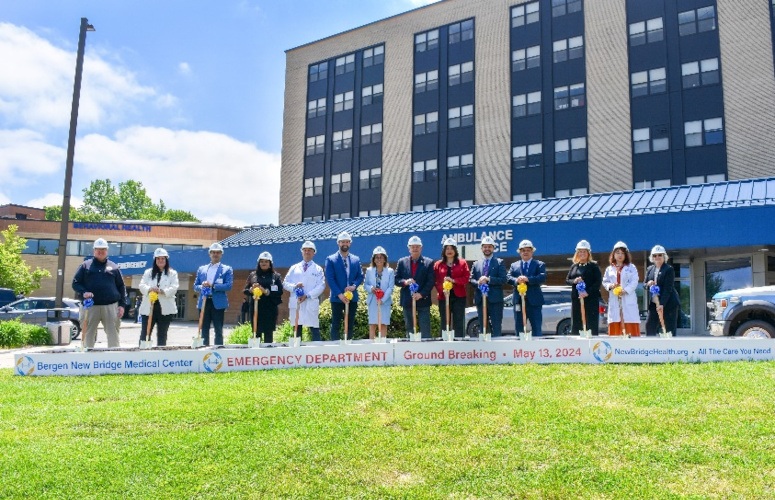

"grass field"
[1,361,774,499]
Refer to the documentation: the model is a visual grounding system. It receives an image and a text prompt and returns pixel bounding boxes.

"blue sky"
[0,0,437,226]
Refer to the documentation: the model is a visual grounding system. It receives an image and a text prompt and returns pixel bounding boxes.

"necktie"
[522,261,527,275]
[303,262,308,272]
[483,259,489,276]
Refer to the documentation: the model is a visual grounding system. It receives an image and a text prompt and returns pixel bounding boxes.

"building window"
[335,54,355,75]
[361,123,383,145]
[309,62,328,82]
[447,199,474,209]
[332,129,353,150]
[634,179,671,189]
[685,118,723,147]
[512,2,540,27]
[359,168,382,190]
[554,83,585,110]
[682,58,719,89]
[512,45,540,72]
[412,203,437,212]
[358,209,381,217]
[555,137,586,164]
[307,98,326,118]
[449,61,474,86]
[629,17,663,46]
[552,0,582,17]
[413,159,438,182]
[363,45,384,67]
[448,105,474,128]
[512,143,542,169]
[449,19,474,44]
[415,70,439,93]
[414,112,439,135]
[447,154,474,178]
[330,173,352,194]
[305,135,325,156]
[553,36,584,63]
[555,188,587,197]
[678,6,716,36]
[633,127,669,154]
[362,84,384,106]
[513,193,543,202]
[328,212,350,220]
[334,91,354,112]
[304,176,323,197]
[415,29,439,52]
[513,92,541,118]
[687,174,725,185]
[631,67,666,97]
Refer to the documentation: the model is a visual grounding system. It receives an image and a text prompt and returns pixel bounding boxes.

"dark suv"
[0,297,82,339]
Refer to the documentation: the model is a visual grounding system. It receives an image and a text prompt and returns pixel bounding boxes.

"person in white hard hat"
[507,239,547,335]
[434,238,470,337]
[364,246,395,339]
[72,238,128,348]
[243,251,283,343]
[602,241,641,336]
[644,244,680,336]
[138,248,179,346]
[565,240,602,336]
[469,236,507,336]
[324,231,364,340]
[395,235,435,338]
[193,242,234,345]
[283,241,326,341]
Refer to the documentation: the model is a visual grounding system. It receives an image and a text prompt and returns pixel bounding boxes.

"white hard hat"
[258,251,273,263]
[372,246,388,258]
[576,240,591,251]
[337,231,352,242]
[407,235,423,246]
[153,248,169,258]
[301,240,317,251]
[613,241,628,251]
[650,244,666,256]
[442,237,457,247]
[209,243,224,253]
[481,236,495,246]
[518,239,535,250]
[93,238,108,249]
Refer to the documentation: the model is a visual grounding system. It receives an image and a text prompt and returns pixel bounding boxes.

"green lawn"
[1,362,774,499]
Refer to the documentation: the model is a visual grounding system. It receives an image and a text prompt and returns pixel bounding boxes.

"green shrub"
[0,319,51,348]
[226,323,252,344]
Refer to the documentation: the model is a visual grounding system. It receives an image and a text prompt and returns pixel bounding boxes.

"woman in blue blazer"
[363,246,395,339]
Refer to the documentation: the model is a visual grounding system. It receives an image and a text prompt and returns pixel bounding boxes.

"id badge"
[271,285,278,291]
[514,304,522,312]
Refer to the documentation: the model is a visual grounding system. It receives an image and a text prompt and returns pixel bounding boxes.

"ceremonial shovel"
[140,291,158,349]
[289,287,304,347]
[409,282,421,342]
[651,285,672,338]
[248,287,262,348]
[442,281,454,341]
[479,283,491,341]
[517,283,531,341]
[576,282,592,338]
[374,288,386,343]
[78,298,93,352]
[192,287,209,348]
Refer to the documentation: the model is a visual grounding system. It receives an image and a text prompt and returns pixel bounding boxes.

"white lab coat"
[602,263,640,323]
[138,268,179,316]
[283,260,326,328]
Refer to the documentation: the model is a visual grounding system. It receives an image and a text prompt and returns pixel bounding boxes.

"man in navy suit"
[507,239,546,335]
[324,231,363,340]
[395,235,435,338]
[193,243,234,346]
[469,236,507,336]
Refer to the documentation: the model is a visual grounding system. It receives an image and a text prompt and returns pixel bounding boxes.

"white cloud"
[0,129,64,186]
[76,127,280,225]
[0,22,158,130]
[0,192,10,205]
[177,62,191,75]
[25,192,84,209]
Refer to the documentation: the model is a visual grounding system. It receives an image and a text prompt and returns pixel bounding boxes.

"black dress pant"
[140,301,172,346]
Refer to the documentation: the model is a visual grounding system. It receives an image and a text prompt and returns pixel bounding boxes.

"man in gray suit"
[469,236,507,336]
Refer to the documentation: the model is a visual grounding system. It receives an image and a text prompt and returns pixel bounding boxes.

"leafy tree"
[0,225,51,295]
[45,179,199,222]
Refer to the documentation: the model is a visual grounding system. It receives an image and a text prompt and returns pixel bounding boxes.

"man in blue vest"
[194,243,234,346]
[324,232,363,340]
[507,239,546,335]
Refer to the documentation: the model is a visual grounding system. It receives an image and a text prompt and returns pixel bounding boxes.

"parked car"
[465,286,609,336]
[0,297,82,340]
[0,288,17,308]
[708,285,775,338]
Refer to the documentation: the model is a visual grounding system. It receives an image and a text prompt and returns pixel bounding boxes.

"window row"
[20,239,200,256]
[512,188,587,202]
[552,0,582,18]
[303,169,383,197]
[307,84,384,118]
[685,118,723,147]
[308,44,385,83]
[513,84,585,117]
[305,123,383,155]
[512,137,587,166]
[414,106,474,134]
[631,58,719,97]
[414,19,473,52]
[411,155,475,182]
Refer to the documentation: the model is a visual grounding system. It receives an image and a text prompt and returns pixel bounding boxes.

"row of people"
[71,235,680,348]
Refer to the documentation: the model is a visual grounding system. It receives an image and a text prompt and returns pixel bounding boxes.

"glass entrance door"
[673,262,692,332]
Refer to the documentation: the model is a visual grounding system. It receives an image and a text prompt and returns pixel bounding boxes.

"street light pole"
[55,18,95,308]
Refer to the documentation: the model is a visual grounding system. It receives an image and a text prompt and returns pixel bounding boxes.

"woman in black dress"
[565,240,602,335]
[644,244,680,336]
[243,251,283,343]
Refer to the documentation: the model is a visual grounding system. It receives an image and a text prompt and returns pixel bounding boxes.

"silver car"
[0,297,82,339]
[464,286,609,336]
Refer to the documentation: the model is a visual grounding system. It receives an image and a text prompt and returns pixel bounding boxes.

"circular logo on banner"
[592,341,613,363]
[16,356,35,376]
[202,352,223,373]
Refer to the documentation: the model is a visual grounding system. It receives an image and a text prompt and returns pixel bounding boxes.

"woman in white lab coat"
[602,241,641,336]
